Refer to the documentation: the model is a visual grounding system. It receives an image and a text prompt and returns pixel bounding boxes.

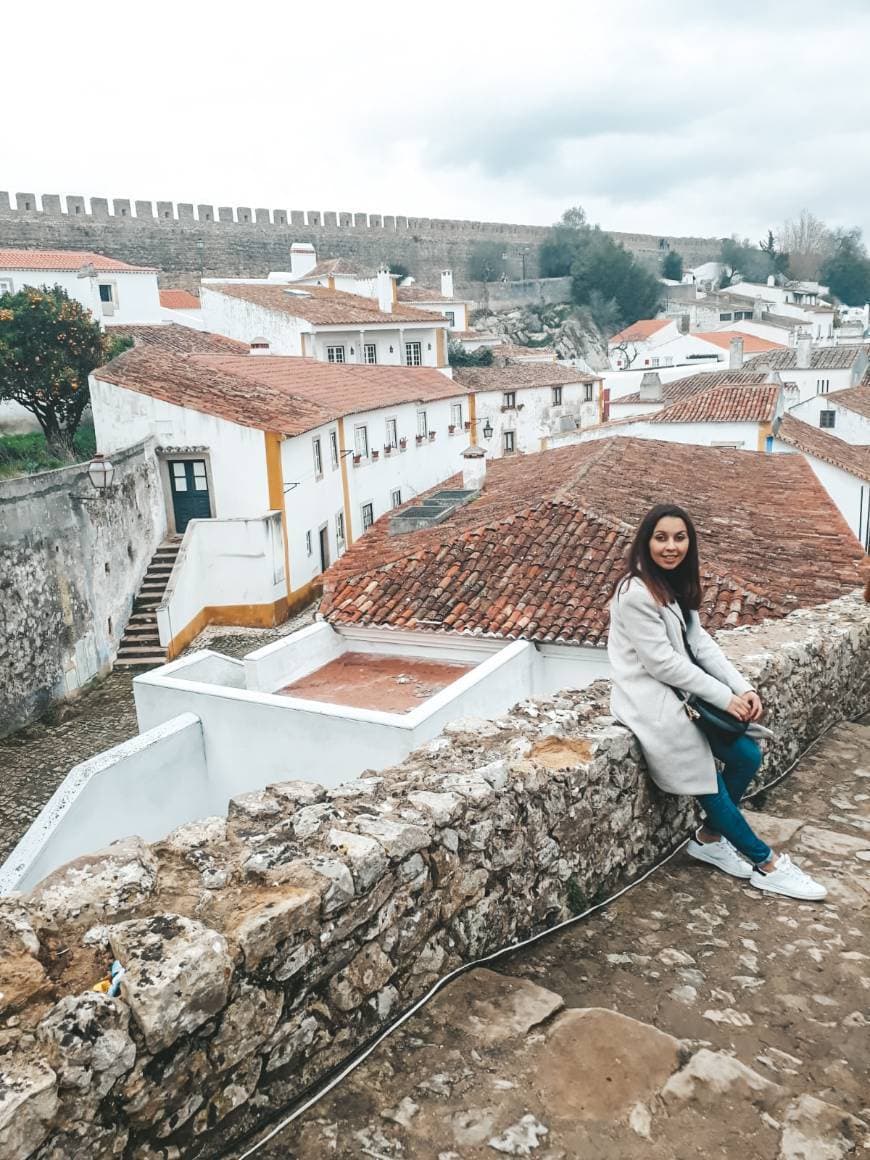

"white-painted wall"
[603,363,713,403]
[0,713,209,893]
[578,418,766,450]
[157,513,287,646]
[771,443,870,547]
[789,393,870,442]
[0,266,161,326]
[471,382,599,457]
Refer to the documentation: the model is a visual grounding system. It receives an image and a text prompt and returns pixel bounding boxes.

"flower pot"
[371,449,380,460]
[352,454,361,466]
[464,421,471,431]
[429,431,436,440]
[448,424,456,434]
[415,435,423,445]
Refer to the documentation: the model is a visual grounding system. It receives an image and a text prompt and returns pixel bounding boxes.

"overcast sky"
[6,1,870,243]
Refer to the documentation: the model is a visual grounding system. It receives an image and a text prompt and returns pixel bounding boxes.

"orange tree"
[0,285,125,458]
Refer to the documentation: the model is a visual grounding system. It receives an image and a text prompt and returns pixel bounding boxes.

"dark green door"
[170,460,211,533]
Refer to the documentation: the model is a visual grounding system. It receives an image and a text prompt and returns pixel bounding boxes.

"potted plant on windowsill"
[464,420,472,431]
[384,444,392,456]
[399,436,407,450]
[428,430,436,441]
[371,448,380,461]
[352,453,362,466]
[448,424,456,434]
[415,434,424,445]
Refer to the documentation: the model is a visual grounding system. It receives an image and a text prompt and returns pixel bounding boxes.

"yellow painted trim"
[264,430,292,597]
[337,416,354,544]
[539,437,547,452]
[435,327,447,367]
[468,393,478,446]
[327,276,335,291]
[391,277,397,304]
[757,421,773,451]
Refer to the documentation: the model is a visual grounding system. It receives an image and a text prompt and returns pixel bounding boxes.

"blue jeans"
[696,734,771,865]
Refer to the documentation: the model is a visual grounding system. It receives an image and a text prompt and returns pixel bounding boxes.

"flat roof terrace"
[278,652,474,713]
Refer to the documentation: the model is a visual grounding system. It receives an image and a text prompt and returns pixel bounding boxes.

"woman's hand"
[743,691,763,722]
[726,695,753,721]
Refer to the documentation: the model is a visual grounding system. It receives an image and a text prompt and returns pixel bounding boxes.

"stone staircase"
[115,540,180,669]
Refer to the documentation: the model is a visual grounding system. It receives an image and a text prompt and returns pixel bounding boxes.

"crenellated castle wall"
[0,193,722,289]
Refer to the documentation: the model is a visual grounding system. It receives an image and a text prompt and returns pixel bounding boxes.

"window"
[820,410,836,428]
[361,502,374,530]
[364,343,377,364]
[391,488,402,509]
[385,418,398,448]
[354,425,369,457]
[0,278,13,296]
[98,283,114,304]
[584,383,594,402]
[444,310,455,327]
[551,386,562,406]
[817,378,830,394]
[450,402,463,428]
[305,530,312,556]
[329,429,339,468]
[503,390,517,409]
[417,410,428,438]
[405,341,422,366]
[335,511,345,554]
[718,312,733,322]
[503,430,516,453]
[312,437,323,477]
[650,358,660,368]
[327,345,346,363]
[171,462,187,492]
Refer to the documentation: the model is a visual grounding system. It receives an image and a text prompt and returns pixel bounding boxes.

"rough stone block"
[41,194,61,213]
[369,214,382,227]
[273,209,287,225]
[218,206,234,222]
[0,1058,58,1159]
[112,198,131,217]
[327,829,388,891]
[109,914,233,1053]
[156,201,174,220]
[37,992,136,1099]
[15,192,36,212]
[177,203,194,220]
[353,212,368,227]
[339,212,353,227]
[227,884,320,969]
[90,198,109,218]
[307,210,321,226]
[322,211,337,227]
[352,815,431,860]
[134,200,153,218]
[208,982,283,1071]
[382,214,395,230]
[67,195,87,216]
[0,191,10,210]
[269,779,327,809]
[237,206,252,223]
[290,209,305,225]
[0,898,49,1014]
[197,204,214,222]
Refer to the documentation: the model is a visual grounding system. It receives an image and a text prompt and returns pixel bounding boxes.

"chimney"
[639,371,663,403]
[441,269,454,299]
[728,336,744,371]
[290,242,316,278]
[376,264,393,314]
[752,298,763,320]
[795,336,812,369]
[249,337,270,356]
[767,274,776,287]
[461,444,487,492]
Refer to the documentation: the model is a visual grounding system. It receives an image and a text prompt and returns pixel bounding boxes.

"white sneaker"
[686,833,753,879]
[750,853,827,901]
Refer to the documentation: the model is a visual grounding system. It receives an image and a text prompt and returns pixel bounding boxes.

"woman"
[608,503,826,901]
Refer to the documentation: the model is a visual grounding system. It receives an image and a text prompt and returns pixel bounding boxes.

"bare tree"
[611,339,639,369]
[777,210,833,280]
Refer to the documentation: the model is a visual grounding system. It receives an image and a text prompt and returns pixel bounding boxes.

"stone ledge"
[0,593,866,1158]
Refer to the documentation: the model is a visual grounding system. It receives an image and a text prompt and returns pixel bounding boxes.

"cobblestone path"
[0,609,315,862]
[241,718,870,1160]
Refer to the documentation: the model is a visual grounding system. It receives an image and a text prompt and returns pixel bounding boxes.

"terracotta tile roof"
[452,364,598,390]
[396,285,462,304]
[694,330,785,354]
[108,324,247,355]
[609,319,672,343]
[302,258,374,278]
[93,349,465,436]
[203,282,448,327]
[159,289,200,309]
[748,346,866,371]
[0,248,156,273]
[776,415,870,481]
[612,369,768,407]
[649,384,780,424]
[321,438,862,645]
[825,383,870,420]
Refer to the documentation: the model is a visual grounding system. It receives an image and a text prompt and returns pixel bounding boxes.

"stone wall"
[0,442,166,736]
[0,193,722,290]
[1,593,867,1159]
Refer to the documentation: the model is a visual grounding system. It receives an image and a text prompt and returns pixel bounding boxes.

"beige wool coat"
[607,576,754,795]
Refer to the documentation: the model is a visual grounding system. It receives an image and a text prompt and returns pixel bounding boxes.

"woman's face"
[649,516,690,571]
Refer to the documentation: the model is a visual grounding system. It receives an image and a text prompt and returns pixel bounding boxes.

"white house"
[773,413,870,549]
[723,281,835,339]
[159,289,205,330]
[607,367,773,419]
[0,248,161,326]
[786,382,870,443]
[608,318,680,369]
[200,273,451,369]
[619,329,785,373]
[748,341,868,404]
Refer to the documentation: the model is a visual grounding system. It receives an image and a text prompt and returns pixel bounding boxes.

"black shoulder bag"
[668,613,749,742]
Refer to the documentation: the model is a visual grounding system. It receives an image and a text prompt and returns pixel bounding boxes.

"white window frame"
[329,429,339,469]
[551,386,562,406]
[312,436,323,478]
[450,402,463,428]
[503,430,516,454]
[385,418,398,449]
[416,410,428,438]
[327,345,346,364]
[0,277,13,296]
[354,424,369,458]
[390,488,402,509]
[584,383,594,402]
[335,511,346,554]
[444,310,455,327]
[361,501,375,530]
[405,340,422,366]
[98,282,116,305]
[364,343,377,364]
[305,530,312,556]
[503,390,517,409]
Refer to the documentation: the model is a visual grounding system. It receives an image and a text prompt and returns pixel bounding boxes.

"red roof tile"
[321,438,862,644]
[693,330,786,354]
[108,324,247,355]
[0,248,156,273]
[202,282,449,327]
[824,383,870,420]
[453,364,599,390]
[609,319,672,343]
[159,289,200,309]
[612,369,768,408]
[776,414,870,481]
[94,349,465,436]
[649,384,780,424]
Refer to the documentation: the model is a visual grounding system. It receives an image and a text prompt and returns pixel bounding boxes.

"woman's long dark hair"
[619,503,703,615]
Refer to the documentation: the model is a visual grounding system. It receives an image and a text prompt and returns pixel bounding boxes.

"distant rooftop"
[649,383,781,425]
[452,363,598,390]
[612,369,768,408]
[202,281,449,327]
[695,330,785,354]
[749,346,868,371]
[0,248,156,273]
[158,289,200,310]
[776,414,870,482]
[609,319,672,344]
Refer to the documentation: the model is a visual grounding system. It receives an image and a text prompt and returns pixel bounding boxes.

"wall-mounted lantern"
[482,419,494,440]
[87,454,115,494]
